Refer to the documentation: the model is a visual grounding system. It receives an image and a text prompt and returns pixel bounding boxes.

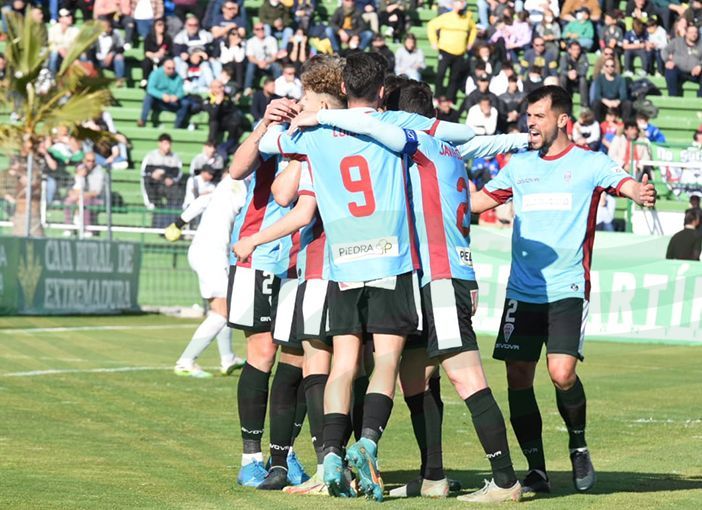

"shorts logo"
[503,323,514,342]
[260,316,271,322]
[456,247,473,267]
[332,236,399,264]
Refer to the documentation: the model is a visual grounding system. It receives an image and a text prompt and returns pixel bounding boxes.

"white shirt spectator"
[274,75,303,99]
[490,70,523,96]
[173,29,214,53]
[596,194,616,225]
[246,35,279,63]
[183,174,217,209]
[466,103,498,135]
[48,23,80,52]
[523,0,560,23]
[394,46,426,81]
[219,40,247,64]
[573,120,601,147]
[73,164,106,196]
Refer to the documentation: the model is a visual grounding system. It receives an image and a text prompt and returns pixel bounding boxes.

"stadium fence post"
[106,167,113,241]
[24,152,34,237]
[78,187,85,239]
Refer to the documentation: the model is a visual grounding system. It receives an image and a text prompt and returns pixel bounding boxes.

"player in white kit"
[165,175,248,377]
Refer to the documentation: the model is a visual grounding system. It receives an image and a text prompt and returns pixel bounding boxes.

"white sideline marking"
[2,366,172,377]
[0,324,195,335]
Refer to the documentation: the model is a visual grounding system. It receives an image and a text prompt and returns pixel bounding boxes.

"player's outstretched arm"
[618,174,657,207]
[470,189,502,214]
[432,121,476,145]
[458,133,529,159]
[312,109,415,153]
[271,160,302,207]
[229,99,298,179]
[233,195,317,263]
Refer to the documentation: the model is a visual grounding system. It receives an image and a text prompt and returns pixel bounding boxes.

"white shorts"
[188,248,228,299]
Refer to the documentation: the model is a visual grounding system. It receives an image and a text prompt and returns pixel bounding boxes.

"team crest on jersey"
[503,323,514,342]
[563,171,572,183]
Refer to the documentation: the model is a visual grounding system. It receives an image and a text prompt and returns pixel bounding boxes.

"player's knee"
[506,361,537,389]
[549,367,577,390]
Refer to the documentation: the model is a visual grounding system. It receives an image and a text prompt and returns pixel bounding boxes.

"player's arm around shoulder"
[271,159,302,207]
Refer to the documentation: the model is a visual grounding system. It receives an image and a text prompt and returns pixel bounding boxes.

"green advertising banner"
[0,236,141,315]
[648,142,702,164]
[469,227,702,345]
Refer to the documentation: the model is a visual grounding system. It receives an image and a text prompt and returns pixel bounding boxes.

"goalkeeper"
[165,174,248,378]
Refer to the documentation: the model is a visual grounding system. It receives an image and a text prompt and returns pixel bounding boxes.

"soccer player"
[470,85,656,493]
[165,175,247,377]
[226,101,309,489]
[258,53,423,501]
[290,81,528,503]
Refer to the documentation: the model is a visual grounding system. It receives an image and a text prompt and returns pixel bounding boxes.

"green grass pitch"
[1,315,701,509]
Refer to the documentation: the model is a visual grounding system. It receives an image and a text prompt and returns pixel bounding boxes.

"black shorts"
[292,279,332,347]
[326,272,421,337]
[226,265,279,333]
[406,279,479,358]
[271,277,301,350]
[493,298,588,362]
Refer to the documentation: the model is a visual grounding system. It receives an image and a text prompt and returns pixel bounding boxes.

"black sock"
[508,387,546,472]
[304,374,328,464]
[238,362,271,454]
[423,385,445,481]
[405,393,427,477]
[360,392,393,445]
[292,378,307,444]
[466,388,516,489]
[429,373,443,424]
[323,413,351,455]
[351,375,369,441]
[555,376,587,450]
[268,362,302,468]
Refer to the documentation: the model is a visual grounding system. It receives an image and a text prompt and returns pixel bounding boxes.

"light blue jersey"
[295,164,329,281]
[484,144,633,303]
[271,108,419,282]
[229,154,297,277]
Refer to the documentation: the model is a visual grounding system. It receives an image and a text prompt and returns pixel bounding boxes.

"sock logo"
[572,429,584,434]
[522,447,539,455]
[241,427,264,435]
[486,450,503,459]
[269,443,290,451]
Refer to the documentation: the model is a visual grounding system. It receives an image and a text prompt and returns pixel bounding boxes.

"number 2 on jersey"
[340,155,376,217]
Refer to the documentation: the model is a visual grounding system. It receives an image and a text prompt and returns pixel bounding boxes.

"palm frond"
[57,22,105,78]
[37,89,114,135]
[0,124,25,153]
[4,9,48,95]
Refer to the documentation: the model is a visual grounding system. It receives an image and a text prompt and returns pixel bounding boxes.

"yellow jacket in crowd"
[427,10,478,56]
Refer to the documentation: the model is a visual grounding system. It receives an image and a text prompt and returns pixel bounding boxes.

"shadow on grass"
[382,469,702,497]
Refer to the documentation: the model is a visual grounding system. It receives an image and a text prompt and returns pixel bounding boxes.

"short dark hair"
[343,52,386,102]
[158,133,172,142]
[623,120,639,130]
[684,208,700,225]
[525,85,572,116]
[635,111,649,121]
[396,81,434,117]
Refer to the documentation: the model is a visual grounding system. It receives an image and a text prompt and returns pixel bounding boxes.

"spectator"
[534,8,562,57]
[274,63,303,99]
[292,0,315,31]
[48,9,79,74]
[663,24,702,97]
[572,108,601,150]
[141,17,173,88]
[210,1,246,41]
[357,0,379,34]
[646,16,668,75]
[636,112,667,143]
[523,64,545,94]
[251,77,278,121]
[287,28,309,72]
[693,126,702,148]
[394,33,425,80]
[130,0,164,42]
[370,33,395,72]
[600,106,623,152]
[56,0,94,22]
[427,0,478,103]
[138,59,191,128]
[627,0,655,20]
[596,193,617,231]
[608,120,652,174]
[472,41,500,78]
[684,0,702,26]
[601,10,625,51]
[487,0,512,25]
[523,0,560,24]
[651,0,687,31]
[259,0,293,45]
[666,209,702,260]
[561,0,601,22]
[218,29,246,90]
[173,14,215,78]
[93,0,135,48]
[559,41,590,106]
[462,73,500,112]
[592,46,622,78]
[141,133,184,227]
[623,17,649,75]
[379,0,408,42]
[244,21,282,95]
[182,48,215,94]
[436,95,461,122]
[173,0,203,22]
[95,17,126,86]
[490,62,522,96]
[63,153,105,235]
[330,0,374,52]
[466,96,498,135]
[563,7,595,50]
[519,36,558,79]
[490,9,533,62]
[499,75,525,124]
[204,80,249,153]
[687,191,702,235]
[673,14,688,38]
[592,57,632,121]
[183,142,223,207]
[204,0,248,31]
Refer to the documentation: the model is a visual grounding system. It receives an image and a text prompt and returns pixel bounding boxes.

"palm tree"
[0,9,114,236]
